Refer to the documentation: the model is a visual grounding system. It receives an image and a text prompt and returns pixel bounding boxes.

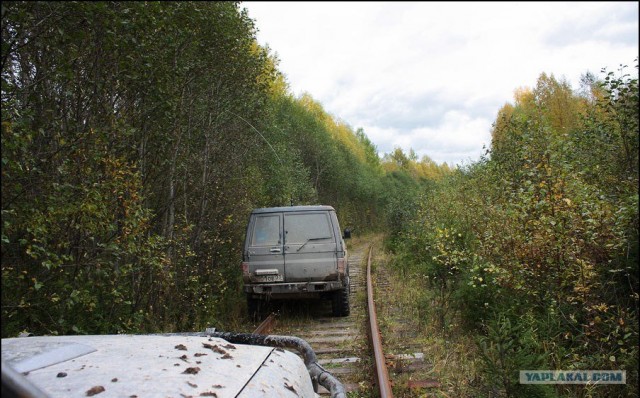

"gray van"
[242,205,351,317]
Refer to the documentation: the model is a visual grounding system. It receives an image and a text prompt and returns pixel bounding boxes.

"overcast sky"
[241,2,639,167]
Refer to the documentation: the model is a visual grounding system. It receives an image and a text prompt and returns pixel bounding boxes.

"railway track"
[248,237,438,397]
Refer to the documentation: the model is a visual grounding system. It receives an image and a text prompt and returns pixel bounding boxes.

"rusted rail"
[253,312,277,335]
[366,246,394,398]
[244,241,434,396]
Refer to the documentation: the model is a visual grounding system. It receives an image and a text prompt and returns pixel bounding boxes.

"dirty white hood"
[1,334,318,397]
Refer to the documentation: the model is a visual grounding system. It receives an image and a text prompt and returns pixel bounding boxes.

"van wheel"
[331,287,350,317]
[247,295,261,321]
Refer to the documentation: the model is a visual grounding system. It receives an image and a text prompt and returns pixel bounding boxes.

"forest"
[388,67,639,396]
[1,1,447,335]
[1,2,637,397]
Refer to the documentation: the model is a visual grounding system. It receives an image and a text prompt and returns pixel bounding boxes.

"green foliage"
[1,119,167,333]
[392,63,639,397]
[381,170,421,246]
[1,1,281,335]
[477,314,555,398]
[380,147,450,252]
[3,1,439,337]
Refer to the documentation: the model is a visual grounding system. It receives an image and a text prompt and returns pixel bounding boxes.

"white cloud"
[243,1,639,166]
[364,111,491,166]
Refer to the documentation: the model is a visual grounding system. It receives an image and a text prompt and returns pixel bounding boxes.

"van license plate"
[254,275,284,283]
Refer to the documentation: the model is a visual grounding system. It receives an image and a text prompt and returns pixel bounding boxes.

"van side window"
[285,213,332,244]
[252,215,280,246]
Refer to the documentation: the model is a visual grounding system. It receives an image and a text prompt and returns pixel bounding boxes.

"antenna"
[225,110,282,164]
[225,110,293,206]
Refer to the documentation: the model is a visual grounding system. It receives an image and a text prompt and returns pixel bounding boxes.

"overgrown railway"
[246,237,438,397]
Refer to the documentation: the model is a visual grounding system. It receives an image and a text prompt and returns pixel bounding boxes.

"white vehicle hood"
[1,334,318,397]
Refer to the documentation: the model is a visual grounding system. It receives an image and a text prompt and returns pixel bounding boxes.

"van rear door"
[246,213,284,283]
[284,211,337,282]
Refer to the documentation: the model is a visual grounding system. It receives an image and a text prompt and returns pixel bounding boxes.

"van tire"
[331,287,350,317]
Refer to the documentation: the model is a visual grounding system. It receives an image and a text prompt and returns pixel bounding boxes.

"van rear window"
[251,215,280,246]
[285,213,332,244]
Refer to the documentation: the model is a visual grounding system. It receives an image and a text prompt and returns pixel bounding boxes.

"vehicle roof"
[251,205,335,214]
[1,334,317,398]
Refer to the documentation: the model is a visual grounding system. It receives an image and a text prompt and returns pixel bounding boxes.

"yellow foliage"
[490,103,515,153]
[252,41,289,98]
[513,87,534,106]
[298,93,370,164]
